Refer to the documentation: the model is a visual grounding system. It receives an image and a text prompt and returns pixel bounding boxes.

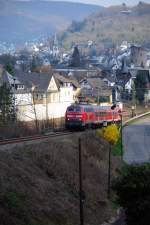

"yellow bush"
[96,124,119,145]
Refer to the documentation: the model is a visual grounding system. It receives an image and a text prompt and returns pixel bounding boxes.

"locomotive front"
[65,105,85,129]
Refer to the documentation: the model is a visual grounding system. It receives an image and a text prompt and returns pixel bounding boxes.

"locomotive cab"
[65,104,95,129]
[65,105,85,129]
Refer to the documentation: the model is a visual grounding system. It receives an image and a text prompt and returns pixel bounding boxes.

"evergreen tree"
[0,83,15,124]
[70,46,80,67]
[6,63,14,75]
[135,70,148,103]
[0,54,15,74]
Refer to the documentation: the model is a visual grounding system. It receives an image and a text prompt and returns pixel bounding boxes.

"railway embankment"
[0,131,121,225]
[1,104,149,225]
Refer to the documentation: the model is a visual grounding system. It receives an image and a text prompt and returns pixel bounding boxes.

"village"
[0,39,150,133]
[1,1,150,225]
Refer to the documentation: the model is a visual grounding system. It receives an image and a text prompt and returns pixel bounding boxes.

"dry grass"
[0,131,121,225]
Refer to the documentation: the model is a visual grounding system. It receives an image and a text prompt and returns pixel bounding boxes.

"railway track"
[0,131,72,146]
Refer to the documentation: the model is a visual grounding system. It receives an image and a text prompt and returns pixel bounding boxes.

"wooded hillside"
[60,2,150,48]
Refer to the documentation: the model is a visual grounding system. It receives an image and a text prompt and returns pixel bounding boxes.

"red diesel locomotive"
[65,103,121,129]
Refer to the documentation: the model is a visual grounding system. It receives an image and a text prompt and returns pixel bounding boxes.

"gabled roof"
[12,70,79,92]
[0,70,18,88]
[80,77,112,97]
[80,87,112,97]
[69,79,80,88]
[54,73,71,83]
[80,77,108,89]
[14,70,53,91]
[53,73,80,89]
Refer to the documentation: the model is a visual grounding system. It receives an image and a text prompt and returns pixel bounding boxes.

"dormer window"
[11,84,24,90]
[17,85,24,89]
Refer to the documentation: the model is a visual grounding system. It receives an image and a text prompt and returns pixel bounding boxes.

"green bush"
[112,164,150,225]
[112,137,122,156]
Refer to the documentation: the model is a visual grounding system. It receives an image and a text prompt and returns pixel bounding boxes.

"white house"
[1,69,79,122]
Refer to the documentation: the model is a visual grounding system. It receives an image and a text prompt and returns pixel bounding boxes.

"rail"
[0,131,72,146]
[1,111,150,146]
[123,111,150,126]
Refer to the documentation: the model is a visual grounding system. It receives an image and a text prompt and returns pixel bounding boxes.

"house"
[116,67,150,101]
[0,68,79,122]
[66,77,81,101]
[79,77,112,103]
[130,45,147,68]
[116,69,132,100]
[129,68,150,79]
[101,73,115,87]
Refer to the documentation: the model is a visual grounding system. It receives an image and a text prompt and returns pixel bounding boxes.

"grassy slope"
[0,131,120,225]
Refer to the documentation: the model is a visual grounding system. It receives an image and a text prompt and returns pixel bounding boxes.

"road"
[123,116,150,164]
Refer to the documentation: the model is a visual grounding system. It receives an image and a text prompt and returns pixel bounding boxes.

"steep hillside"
[0,131,120,225]
[0,0,102,44]
[60,2,150,48]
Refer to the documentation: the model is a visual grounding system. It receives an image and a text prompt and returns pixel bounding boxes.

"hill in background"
[60,2,150,48]
[0,0,102,44]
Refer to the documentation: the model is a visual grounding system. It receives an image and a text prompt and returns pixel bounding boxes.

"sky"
[41,0,150,7]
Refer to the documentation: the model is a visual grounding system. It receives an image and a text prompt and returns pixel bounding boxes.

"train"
[65,103,121,130]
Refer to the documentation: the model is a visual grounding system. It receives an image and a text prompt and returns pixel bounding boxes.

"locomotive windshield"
[67,106,81,112]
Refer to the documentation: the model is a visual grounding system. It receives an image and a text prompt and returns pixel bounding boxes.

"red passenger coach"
[94,105,120,126]
[65,104,121,130]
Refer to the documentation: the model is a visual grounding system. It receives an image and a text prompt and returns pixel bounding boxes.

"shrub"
[112,137,122,156]
[112,164,150,225]
[96,124,119,145]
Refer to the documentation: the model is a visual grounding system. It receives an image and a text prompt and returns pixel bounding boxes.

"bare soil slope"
[0,131,120,225]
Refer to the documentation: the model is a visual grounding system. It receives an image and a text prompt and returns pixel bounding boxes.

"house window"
[18,85,24,89]
[12,84,18,90]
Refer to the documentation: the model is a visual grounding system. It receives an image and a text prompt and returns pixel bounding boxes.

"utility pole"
[131,81,136,117]
[120,113,123,161]
[107,143,111,198]
[45,91,48,125]
[32,88,39,133]
[13,78,16,121]
[78,138,84,225]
